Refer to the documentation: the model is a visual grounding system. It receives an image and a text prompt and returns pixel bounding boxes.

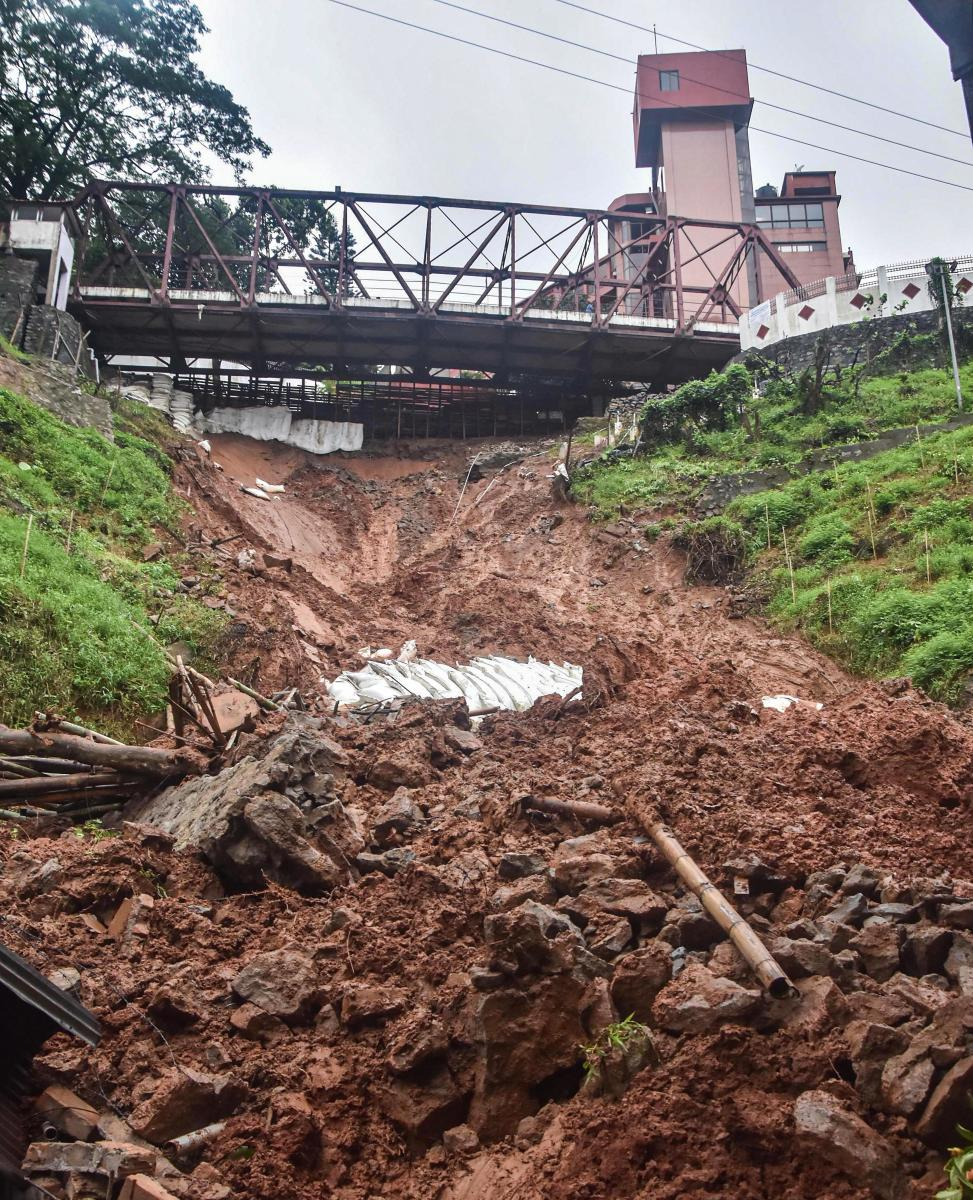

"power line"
[428,0,973,169]
[552,0,970,140]
[324,0,973,194]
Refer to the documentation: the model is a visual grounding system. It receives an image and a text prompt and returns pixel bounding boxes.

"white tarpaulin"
[196,407,364,455]
[325,654,582,712]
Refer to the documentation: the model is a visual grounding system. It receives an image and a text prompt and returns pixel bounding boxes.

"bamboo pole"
[19,513,33,579]
[0,756,42,778]
[826,576,833,634]
[44,717,124,746]
[227,676,282,712]
[924,528,932,585]
[915,424,925,469]
[521,794,621,824]
[0,772,122,798]
[763,502,771,551]
[780,527,796,602]
[630,807,796,999]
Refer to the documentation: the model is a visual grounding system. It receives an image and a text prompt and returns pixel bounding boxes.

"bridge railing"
[69,182,802,335]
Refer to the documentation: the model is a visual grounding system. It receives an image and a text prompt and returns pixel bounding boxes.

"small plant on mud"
[71,819,118,842]
[937,1118,973,1199]
[580,1014,654,1081]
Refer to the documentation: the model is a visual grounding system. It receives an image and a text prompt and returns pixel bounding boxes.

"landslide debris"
[2,409,973,1200]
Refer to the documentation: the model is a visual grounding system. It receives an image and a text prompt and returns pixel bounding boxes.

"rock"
[793,1090,908,1200]
[871,903,919,923]
[469,967,507,991]
[125,727,354,895]
[232,949,321,1022]
[558,878,667,935]
[652,963,761,1034]
[821,892,869,931]
[610,944,672,1022]
[839,864,881,898]
[489,875,557,911]
[778,976,850,1037]
[468,974,586,1140]
[355,848,416,876]
[497,852,547,881]
[882,972,953,1017]
[443,725,482,755]
[146,983,202,1033]
[901,926,952,977]
[843,1020,911,1106]
[768,937,838,980]
[915,1054,973,1148]
[587,915,634,960]
[368,754,432,790]
[229,1001,287,1041]
[128,1071,247,1144]
[376,1067,466,1143]
[940,902,973,931]
[848,923,902,982]
[806,865,847,892]
[552,854,616,896]
[878,997,973,1118]
[945,931,973,994]
[668,900,722,951]
[262,552,292,571]
[33,1085,99,1141]
[484,900,584,977]
[387,1017,448,1074]
[48,966,82,995]
[372,788,425,846]
[582,1024,658,1100]
[341,983,407,1027]
[142,542,164,562]
[442,1124,480,1154]
[209,688,260,734]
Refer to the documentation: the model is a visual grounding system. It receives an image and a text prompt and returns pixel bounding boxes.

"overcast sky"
[194,0,971,270]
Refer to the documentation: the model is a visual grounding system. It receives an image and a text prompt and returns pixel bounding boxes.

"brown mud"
[3,430,972,1200]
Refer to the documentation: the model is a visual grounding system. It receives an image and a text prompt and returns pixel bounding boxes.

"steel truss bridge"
[68,181,801,423]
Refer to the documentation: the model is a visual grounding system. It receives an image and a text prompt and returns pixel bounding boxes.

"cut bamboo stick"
[50,718,124,746]
[0,727,202,777]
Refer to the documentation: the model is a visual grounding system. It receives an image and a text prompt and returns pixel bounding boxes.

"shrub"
[676,516,748,584]
[798,513,854,567]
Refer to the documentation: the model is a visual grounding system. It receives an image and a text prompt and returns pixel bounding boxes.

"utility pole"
[926,258,964,411]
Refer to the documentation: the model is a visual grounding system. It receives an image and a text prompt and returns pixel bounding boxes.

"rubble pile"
[1,687,971,1200]
[2,431,973,1198]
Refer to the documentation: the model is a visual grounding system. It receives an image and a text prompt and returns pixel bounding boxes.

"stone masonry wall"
[0,255,40,343]
[22,305,86,369]
[736,306,973,376]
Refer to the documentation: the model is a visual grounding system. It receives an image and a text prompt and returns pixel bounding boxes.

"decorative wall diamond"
[798,305,815,320]
[849,293,868,309]
[901,282,921,299]
[756,324,770,339]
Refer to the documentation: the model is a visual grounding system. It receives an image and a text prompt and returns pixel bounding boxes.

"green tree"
[0,0,270,200]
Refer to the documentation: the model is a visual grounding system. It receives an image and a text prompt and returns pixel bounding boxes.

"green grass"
[0,386,227,727]
[728,423,973,703]
[0,333,31,364]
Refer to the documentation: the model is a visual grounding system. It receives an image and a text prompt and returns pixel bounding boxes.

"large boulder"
[128,1070,248,1145]
[125,725,360,894]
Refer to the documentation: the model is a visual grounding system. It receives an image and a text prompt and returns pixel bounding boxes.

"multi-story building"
[605,49,853,314]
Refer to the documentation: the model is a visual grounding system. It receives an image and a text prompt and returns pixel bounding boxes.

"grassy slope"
[0,382,226,729]
[574,355,973,703]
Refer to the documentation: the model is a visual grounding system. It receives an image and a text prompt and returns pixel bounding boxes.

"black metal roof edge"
[0,943,101,1047]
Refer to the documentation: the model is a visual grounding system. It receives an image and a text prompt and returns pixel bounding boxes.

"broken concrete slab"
[128,1070,248,1145]
[33,1085,99,1141]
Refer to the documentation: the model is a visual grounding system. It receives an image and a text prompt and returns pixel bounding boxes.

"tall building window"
[659,70,680,91]
[773,241,827,253]
[756,202,825,229]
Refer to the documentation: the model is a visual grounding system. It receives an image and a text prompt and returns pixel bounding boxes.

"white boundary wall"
[741,255,973,351]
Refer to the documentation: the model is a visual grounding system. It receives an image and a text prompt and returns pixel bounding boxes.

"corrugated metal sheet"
[0,1057,32,1173]
[0,944,101,1047]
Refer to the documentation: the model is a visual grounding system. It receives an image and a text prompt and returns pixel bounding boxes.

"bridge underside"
[74,292,739,390]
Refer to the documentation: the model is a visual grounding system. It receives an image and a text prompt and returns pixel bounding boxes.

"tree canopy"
[0,0,270,200]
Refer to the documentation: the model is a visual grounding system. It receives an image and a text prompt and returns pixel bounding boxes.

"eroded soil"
[4,431,972,1200]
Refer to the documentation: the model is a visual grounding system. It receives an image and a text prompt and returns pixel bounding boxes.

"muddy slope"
[3,431,972,1200]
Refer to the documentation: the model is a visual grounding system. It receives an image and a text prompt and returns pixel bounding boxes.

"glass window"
[659,70,680,91]
[805,203,824,222]
[774,241,827,253]
[757,202,827,229]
